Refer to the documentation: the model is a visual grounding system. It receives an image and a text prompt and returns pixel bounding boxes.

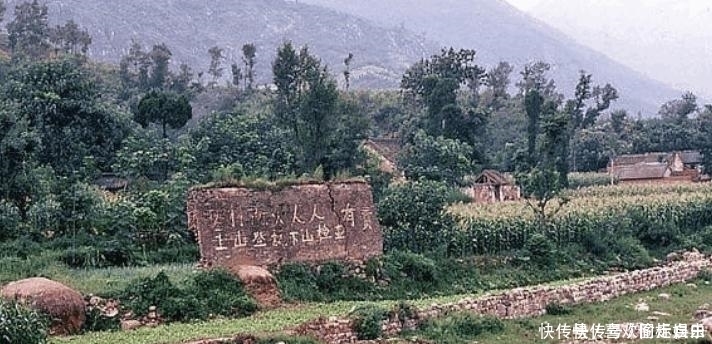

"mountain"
[528,0,712,100]
[302,0,681,115]
[4,0,436,88]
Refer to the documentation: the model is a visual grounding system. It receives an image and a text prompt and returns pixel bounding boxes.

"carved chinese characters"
[187,181,383,267]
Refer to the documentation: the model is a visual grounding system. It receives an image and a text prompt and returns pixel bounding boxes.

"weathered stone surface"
[229,265,281,308]
[1,277,86,335]
[187,181,383,268]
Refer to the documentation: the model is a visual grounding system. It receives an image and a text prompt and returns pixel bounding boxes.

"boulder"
[1,277,85,335]
[229,265,281,309]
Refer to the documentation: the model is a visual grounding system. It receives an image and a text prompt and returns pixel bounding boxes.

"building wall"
[463,184,521,204]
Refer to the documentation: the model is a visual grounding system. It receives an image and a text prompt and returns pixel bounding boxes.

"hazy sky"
[503,0,712,99]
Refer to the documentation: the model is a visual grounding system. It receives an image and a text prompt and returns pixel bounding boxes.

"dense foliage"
[0,300,48,344]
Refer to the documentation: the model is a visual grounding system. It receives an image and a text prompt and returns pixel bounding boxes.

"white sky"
[503,0,712,99]
[504,0,542,11]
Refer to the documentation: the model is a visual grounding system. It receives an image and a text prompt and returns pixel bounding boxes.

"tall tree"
[343,52,353,91]
[231,63,242,89]
[272,42,366,177]
[241,43,256,90]
[659,92,698,123]
[134,91,192,139]
[207,45,225,87]
[7,0,50,59]
[4,58,129,177]
[149,43,172,90]
[49,19,92,56]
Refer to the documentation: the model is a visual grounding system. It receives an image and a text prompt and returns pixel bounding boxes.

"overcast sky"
[503,0,712,99]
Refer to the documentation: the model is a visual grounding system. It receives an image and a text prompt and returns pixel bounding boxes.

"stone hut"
[463,170,520,204]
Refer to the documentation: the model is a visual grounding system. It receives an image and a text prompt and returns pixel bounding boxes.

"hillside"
[4,0,436,88]
[529,0,712,100]
[302,0,681,115]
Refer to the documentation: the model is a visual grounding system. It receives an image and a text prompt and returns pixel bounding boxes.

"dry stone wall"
[296,251,712,344]
[187,181,383,269]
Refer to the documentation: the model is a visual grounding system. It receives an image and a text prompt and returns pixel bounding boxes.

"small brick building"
[463,170,521,204]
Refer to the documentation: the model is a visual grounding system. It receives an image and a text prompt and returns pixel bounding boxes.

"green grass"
[0,254,196,296]
[404,281,712,344]
[50,275,595,344]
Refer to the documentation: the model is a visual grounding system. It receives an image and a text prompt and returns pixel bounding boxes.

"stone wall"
[187,180,383,269]
[296,251,712,344]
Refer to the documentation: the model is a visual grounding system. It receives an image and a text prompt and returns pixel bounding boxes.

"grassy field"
[404,280,712,344]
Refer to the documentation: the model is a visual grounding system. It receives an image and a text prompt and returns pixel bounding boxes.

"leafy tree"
[659,92,698,122]
[230,63,242,89]
[169,63,195,95]
[343,52,354,91]
[49,19,92,56]
[7,0,50,59]
[4,58,129,177]
[272,42,366,177]
[207,45,225,87]
[400,48,488,164]
[241,43,256,90]
[516,61,558,99]
[186,110,296,180]
[398,130,473,185]
[483,61,513,110]
[0,104,40,221]
[119,40,151,93]
[149,43,172,89]
[134,91,192,139]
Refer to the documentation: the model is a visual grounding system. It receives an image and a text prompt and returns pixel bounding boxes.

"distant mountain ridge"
[3,0,682,114]
[302,0,681,115]
[3,0,436,88]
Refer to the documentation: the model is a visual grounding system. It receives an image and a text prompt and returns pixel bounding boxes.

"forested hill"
[302,0,681,116]
[3,0,436,88]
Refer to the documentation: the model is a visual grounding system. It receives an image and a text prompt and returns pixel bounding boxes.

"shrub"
[417,313,504,343]
[525,233,554,267]
[82,307,120,333]
[350,304,389,340]
[0,300,49,344]
[545,303,572,315]
[378,180,456,255]
[117,270,257,323]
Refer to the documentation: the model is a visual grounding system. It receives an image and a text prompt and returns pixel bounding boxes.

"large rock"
[187,180,383,269]
[1,278,86,335]
[230,265,281,309]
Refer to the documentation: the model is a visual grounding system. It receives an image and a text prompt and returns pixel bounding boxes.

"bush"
[0,300,49,344]
[416,313,504,343]
[378,180,456,255]
[82,307,120,333]
[545,303,572,315]
[350,304,389,340]
[117,270,257,323]
[525,233,554,267]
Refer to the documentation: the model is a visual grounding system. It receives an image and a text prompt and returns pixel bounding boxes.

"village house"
[609,150,704,184]
[462,170,521,203]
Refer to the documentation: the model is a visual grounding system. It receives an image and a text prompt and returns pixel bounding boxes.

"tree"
[149,43,172,89]
[0,104,40,221]
[119,40,151,92]
[398,130,473,185]
[343,52,354,91]
[4,58,130,177]
[7,0,50,59]
[230,63,242,89]
[169,63,195,95]
[400,48,488,163]
[484,61,513,109]
[49,19,92,56]
[207,46,225,87]
[134,91,192,139]
[517,61,558,99]
[272,42,366,177]
[241,43,256,90]
[659,92,698,122]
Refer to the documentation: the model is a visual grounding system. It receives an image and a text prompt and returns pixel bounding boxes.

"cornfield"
[446,182,712,256]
